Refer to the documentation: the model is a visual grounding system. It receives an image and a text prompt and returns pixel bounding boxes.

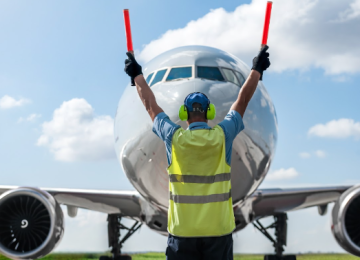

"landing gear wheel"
[99,214,142,260]
[253,213,297,260]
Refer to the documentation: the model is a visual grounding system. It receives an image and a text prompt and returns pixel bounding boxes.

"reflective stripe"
[169,173,231,184]
[170,190,232,204]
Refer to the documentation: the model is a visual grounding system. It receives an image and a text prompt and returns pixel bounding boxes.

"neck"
[186,118,207,126]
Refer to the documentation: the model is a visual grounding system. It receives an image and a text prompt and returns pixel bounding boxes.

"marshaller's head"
[178,92,216,121]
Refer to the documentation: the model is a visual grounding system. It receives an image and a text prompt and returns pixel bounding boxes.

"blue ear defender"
[178,92,216,121]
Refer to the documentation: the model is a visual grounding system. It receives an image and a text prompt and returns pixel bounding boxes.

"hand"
[252,45,270,81]
[124,52,143,82]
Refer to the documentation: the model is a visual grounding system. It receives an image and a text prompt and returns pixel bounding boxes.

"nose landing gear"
[99,214,142,260]
[253,213,296,260]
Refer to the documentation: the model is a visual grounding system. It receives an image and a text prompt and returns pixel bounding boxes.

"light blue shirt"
[152,110,244,166]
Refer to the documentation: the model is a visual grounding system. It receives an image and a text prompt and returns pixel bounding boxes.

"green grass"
[131,254,359,260]
[0,253,358,260]
[0,253,104,260]
[295,256,358,260]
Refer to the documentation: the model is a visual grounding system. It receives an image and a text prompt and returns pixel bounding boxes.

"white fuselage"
[114,46,278,212]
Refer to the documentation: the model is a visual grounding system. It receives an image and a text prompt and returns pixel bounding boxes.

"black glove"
[124,52,142,86]
[252,45,270,81]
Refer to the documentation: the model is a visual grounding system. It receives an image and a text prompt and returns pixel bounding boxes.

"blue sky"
[1,0,360,254]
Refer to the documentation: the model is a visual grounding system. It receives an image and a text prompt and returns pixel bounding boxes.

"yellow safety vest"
[167,125,235,237]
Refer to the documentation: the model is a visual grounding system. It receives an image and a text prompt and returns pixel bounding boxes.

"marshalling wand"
[261,1,272,49]
[259,1,272,80]
[123,9,135,86]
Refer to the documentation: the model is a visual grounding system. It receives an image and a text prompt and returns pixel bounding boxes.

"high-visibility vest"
[167,125,235,237]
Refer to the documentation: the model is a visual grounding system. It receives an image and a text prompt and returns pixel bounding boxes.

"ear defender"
[179,105,188,121]
[179,92,216,121]
[206,103,216,120]
[179,103,216,121]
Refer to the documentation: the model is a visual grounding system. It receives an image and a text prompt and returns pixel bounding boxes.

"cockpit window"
[234,71,245,86]
[197,66,225,81]
[221,68,240,86]
[146,72,154,84]
[166,67,192,81]
[150,69,167,87]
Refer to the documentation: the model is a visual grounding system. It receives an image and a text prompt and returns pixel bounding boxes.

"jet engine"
[332,185,360,257]
[0,188,64,260]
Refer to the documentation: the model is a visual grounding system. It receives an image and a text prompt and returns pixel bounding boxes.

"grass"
[0,253,358,260]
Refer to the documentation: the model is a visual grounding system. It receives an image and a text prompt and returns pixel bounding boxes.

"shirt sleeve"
[152,112,181,165]
[218,110,245,165]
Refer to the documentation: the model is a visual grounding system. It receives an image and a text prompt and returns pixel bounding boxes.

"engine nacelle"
[0,188,64,259]
[332,185,360,257]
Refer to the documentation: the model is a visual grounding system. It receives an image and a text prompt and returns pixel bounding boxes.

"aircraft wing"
[0,185,352,219]
[0,185,143,218]
[247,186,352,218]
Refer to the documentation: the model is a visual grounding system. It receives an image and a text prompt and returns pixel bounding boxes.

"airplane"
[0,45,359,260]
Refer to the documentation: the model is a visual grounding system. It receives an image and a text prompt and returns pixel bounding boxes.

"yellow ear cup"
[206,103,216,120]
[178,105,188,121]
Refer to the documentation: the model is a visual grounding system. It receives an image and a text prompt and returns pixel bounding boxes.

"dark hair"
[188,102,207,120]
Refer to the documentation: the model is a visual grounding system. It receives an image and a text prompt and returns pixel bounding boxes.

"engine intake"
[0,188,64,259]
[332,185,360,257]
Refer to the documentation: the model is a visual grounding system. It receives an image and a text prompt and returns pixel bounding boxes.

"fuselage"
[114,46,278,211]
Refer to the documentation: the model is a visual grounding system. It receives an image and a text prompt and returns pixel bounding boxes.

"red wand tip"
[123,9,134,52]
[261,1,273,46]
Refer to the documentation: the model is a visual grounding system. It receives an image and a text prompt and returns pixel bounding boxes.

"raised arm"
[230,46,270,118]
[124,52,164,121]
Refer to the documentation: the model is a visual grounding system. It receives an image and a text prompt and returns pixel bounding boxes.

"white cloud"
[308,118,360,139]
[299,150,327,158]
[266,168,299,181]
[335,0,360,22]
[18,113,41,123]
[37,98,115,162]
[299,152,311,158]
[0,95,30,109]
[138,0,360,75]
[315,150,326,158]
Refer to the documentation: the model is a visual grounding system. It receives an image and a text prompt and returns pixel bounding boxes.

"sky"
[1,0,360,255]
